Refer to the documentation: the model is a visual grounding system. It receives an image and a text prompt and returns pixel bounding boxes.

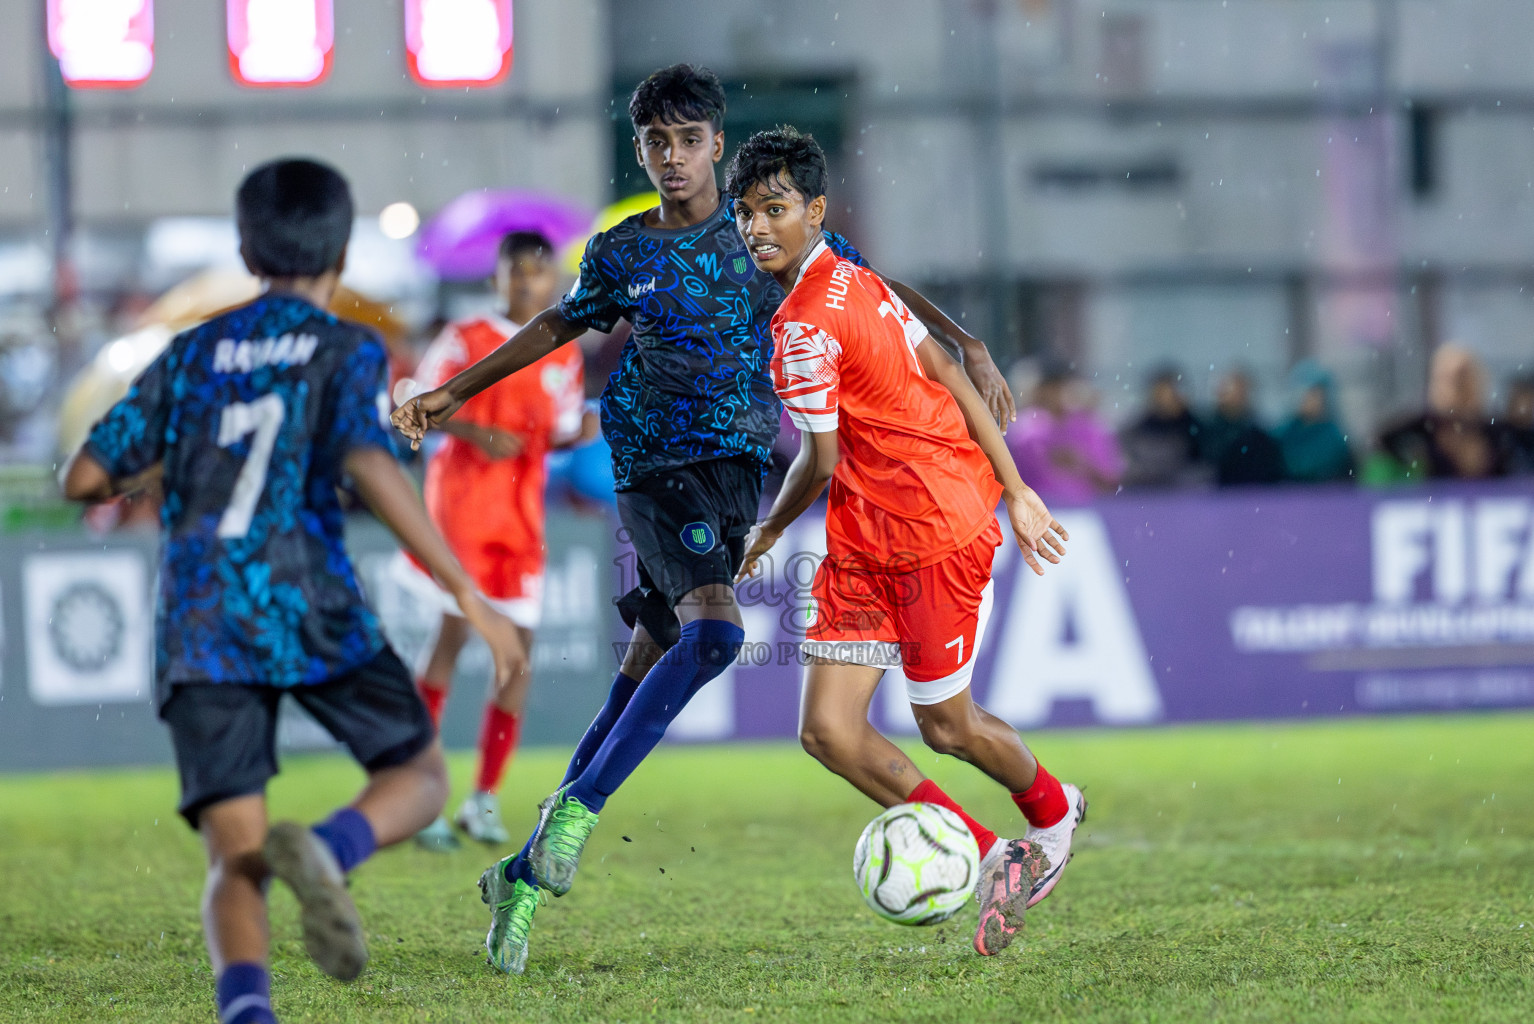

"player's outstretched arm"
[735,430,839,582]
[60,450,163,503]
[343,446,528,687]
[916,338,1067,576]
[877,275,1016,429]
[391,306,583,449]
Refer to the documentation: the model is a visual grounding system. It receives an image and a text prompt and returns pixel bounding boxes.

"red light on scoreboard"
[227,0,334,88]
[405,0,513,88]
[47,0,155,90]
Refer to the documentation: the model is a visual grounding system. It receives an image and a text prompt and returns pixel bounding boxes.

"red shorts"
[803,518,1001,705]
[398,546,544,629]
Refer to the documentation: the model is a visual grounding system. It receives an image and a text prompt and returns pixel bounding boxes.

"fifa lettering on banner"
[1230,497,1534,654]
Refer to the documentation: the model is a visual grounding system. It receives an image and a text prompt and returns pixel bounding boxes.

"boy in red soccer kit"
[729,129,1086,956]
[396,231,596,846]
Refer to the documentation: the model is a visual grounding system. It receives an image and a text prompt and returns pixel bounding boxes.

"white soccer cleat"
[455,790,511,845]
[1022,782,1087,908]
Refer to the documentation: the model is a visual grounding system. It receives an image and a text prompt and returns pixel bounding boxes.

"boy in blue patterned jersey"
[63,159,527,1024]
[392,64,1016,975]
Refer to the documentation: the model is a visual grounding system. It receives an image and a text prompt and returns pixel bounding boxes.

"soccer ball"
[853,802,980,926]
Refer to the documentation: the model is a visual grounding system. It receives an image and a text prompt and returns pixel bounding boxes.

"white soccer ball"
[853,802,980,926]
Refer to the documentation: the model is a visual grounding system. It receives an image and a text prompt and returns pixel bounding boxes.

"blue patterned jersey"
[559,199,864,489]
[83,294,395,702]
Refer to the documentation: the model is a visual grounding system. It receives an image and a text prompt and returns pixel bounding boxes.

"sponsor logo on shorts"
[680,521,717,554]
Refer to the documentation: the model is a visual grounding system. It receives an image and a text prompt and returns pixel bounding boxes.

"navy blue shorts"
[161,647,433,828]
[614,456,763,650]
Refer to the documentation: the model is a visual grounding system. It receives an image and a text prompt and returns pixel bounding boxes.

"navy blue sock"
[501,847,538,886]
[560,671,644,787]
[566,619,743,813]
[311,807,376,875]
[216,962,275,1024]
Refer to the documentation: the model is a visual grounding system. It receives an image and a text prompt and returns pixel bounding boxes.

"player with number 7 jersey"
[80,294,397,692]
[728,127,1083,960]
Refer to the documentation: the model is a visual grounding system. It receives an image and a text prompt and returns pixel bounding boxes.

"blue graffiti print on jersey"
[83,294,395,704]
[559,200,864,489]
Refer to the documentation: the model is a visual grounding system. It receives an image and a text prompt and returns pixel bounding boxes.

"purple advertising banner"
[661,480,1534,742]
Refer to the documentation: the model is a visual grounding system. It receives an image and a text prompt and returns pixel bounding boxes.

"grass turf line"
[2,714,1532,1023]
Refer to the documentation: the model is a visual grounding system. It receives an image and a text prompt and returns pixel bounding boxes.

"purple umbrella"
[416,189,594,280]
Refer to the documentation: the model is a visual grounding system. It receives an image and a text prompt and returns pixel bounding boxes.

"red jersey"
[770,242,1002,569]
[415,315,585,586]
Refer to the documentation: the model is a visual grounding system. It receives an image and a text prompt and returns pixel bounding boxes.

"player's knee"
[408,744,451,809]
[207,846,266,888]
[799,721,849,768]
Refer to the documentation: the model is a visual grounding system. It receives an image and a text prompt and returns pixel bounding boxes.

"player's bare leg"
[200,795,281,1022]
[910,693,1038,793]
[908,690,1053,951]
[797,658,925,805]
[798,660,1039,955]
[352,740,450,846]
[413,616,468,848]
[199,795,272,975]
[421,613,470,694]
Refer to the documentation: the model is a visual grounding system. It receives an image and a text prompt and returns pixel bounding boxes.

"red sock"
[1013,762,1068,828]
[416,679,448,728]
[907,779,998,856]
[475,706,521,794]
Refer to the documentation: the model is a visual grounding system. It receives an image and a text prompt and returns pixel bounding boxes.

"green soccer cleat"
[528,785,599,897]
[479,860,542,975]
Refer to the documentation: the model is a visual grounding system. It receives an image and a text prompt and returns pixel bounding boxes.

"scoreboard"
[46,0,514,90]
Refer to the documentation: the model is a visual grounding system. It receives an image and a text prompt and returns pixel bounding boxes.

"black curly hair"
[628,63,726,132]
[723,125,828,202]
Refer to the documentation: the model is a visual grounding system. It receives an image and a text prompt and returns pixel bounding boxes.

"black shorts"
[161,647,434,828]
[614,456,764,650]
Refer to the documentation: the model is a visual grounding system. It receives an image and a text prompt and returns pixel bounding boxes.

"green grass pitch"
[2,714,1532,1022]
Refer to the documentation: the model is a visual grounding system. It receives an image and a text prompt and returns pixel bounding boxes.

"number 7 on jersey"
[216,394,285,539]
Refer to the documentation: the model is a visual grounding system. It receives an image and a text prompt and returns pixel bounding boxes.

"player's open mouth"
[661,175,688,190]
[750,243,782,260]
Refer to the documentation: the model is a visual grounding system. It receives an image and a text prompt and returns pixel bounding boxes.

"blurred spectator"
[1007,364,1123,505]
[1274,360,1354,484]
[1119,366,1207,489]
[1199,367,1285,487]
[1378,344,1502,479]
[1494,373,1534,476]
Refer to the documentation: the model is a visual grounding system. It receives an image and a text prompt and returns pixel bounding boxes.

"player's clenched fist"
[390,383,463,449]
[1004,485,1068,576]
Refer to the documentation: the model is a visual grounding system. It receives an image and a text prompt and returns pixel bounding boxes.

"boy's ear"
[333,242,348,276]
[238,237,259,277]
[808,194,827,228]
[711,129,725,163]
[632,134,644,168]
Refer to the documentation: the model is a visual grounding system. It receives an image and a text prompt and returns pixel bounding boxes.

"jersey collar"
[793,237,832,290]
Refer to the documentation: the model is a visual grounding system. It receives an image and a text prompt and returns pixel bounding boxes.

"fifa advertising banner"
[4,484,1532,770]
[665,480,1534,742]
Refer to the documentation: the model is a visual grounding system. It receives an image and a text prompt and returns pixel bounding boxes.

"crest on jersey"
[724,250,755,284]
[680,521,717,554]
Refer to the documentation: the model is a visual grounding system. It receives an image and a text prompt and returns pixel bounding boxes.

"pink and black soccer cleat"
[973,838,1048,956]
